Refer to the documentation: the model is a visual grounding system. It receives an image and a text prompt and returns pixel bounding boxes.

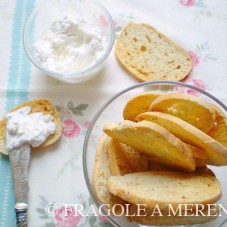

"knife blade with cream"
[6,106,56,227]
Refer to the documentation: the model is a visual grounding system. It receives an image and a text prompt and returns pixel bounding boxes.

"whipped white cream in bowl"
[23,0,115,83]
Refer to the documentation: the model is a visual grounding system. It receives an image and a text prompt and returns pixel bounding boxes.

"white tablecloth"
[0,0,227,226]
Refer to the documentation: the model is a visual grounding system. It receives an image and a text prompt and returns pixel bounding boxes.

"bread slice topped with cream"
[0,99,62,155]
[115,22,192,82]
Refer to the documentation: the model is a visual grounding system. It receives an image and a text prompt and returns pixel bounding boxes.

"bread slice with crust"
[92,134,124,208]
[115,22,192,82]
[107,137,149,175]
[149,92,216,133]
[103,120,196,172]
[208,104,227,147]
[123,92,160,121]
[0,99,62,155]
[136,111,227,166]
[147,143,208,168]
[107,170,222,211]
[186,144,208,167]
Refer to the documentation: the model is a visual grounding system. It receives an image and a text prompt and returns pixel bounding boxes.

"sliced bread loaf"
[107,170,222,211]
[103,120,196,172]
[115,22,192,82]
[149,92,216,133]
[0,99,62,155]
[136,111,227,165]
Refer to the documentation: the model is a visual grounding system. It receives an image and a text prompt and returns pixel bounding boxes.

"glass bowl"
[83,81,227,227]
[23,0,115,83]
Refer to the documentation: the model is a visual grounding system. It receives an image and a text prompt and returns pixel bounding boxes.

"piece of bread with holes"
[123,92,160,121]
[107,137,149,175]
[0,99,62,155]
[92,134,125,210]
[115,22,192,82]
[106,170,222,211]
[128,203,219,225]
[149,92,216,133]
[208,104,227,147]
[136,111,227,166]
[103,120,196,172]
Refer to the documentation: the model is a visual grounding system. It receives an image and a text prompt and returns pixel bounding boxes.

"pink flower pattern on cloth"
[55,207,82,227]
[62,118,81,138]
[98,15,117,28]
[83,121,90,129]
[179,0,196,7]
[99,215,110,224]
[177,78,206,96]
[188,51,200,67]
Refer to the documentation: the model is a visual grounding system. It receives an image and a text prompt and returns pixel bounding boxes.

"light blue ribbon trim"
[0,0,35,226]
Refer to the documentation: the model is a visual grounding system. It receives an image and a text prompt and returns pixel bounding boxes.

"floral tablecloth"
[0,0,227,227]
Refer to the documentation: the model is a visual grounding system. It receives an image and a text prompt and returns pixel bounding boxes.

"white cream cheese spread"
[6,106,56,151]
[33,16,108,74]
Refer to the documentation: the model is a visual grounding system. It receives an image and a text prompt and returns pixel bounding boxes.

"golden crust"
[104,120,196,172]
[107,137,149,175]
[208,104,227,147]
[107,171,222,211]
[149,92,216,133]
[136,111,227,165]
[123,92,160,121]
[92,134,125,210]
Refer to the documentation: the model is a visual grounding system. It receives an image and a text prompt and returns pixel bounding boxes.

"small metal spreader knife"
[8,144,31,227]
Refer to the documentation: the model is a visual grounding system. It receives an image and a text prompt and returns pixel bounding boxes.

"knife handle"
[15,203,27,227]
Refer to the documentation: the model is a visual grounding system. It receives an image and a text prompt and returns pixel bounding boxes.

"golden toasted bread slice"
[0,99,62,155]
[107,137,149,175]
[136,111,227,166]
[186,144,208,167]
[208,104,227,147]
[104,120,196,172]
[92,134,124,208]
[107,170,222,211]
[128,203,219,225]
[149,93,216,133]
[123,92,160,121]
[147,143,208,168]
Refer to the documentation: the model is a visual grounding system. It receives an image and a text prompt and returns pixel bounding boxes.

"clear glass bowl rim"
[83,80,227,227]
[23,0,115,79]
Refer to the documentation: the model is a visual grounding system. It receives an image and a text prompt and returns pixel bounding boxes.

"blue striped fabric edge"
[0,0,35,226]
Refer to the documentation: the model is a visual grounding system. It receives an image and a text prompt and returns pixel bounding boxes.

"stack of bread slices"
[93,92,227,225]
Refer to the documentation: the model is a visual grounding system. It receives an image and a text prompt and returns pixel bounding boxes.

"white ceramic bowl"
[83,81,227,227]
[23,0,115,83]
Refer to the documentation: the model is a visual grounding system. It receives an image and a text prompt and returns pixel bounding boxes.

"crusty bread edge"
[107,171,222,211]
